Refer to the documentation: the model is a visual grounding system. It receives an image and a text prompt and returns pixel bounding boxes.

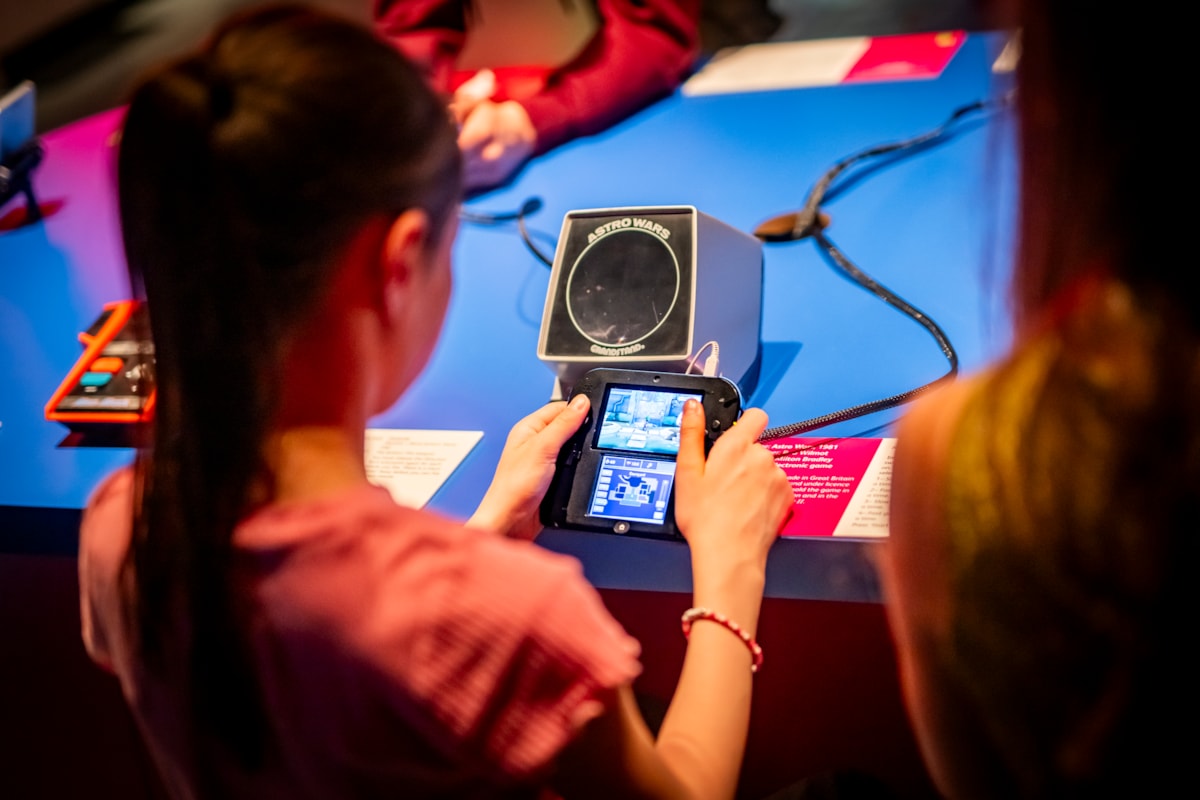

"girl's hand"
[457,98,537,190]
[449,69,497,125]
[467,395,590,540]
[673,401,793,612]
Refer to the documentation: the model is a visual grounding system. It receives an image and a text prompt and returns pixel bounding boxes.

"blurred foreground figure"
[375,0,699,190]
[882,1,1196,797]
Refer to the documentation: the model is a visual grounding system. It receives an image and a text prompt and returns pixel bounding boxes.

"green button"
[80,372,113,387]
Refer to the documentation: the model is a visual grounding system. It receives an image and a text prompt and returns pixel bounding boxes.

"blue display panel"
[588,454,676,524]
[594,386,700,456]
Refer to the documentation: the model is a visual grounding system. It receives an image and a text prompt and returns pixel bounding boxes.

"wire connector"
[686,340,721,376]
[753,209,830,242]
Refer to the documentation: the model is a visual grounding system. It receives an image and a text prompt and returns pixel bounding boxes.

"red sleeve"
[469,551,644,778]
[395,537,643,779]
[517,0,700,154]
[373,0,467,94]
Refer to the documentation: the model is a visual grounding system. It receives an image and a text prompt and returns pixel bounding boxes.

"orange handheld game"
[45,300,156,429]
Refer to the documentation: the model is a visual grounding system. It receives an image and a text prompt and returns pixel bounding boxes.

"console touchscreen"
[586,384,700,524]
[586,453,677,525]
[540,369,741,539]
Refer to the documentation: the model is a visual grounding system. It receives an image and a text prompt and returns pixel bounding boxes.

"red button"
[91,357,124,373]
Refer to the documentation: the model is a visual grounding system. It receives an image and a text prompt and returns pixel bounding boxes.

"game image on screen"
[587,454,676,525]
[594,386,700,456]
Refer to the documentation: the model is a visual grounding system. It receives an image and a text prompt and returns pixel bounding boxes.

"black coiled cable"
[756,94,1012,442]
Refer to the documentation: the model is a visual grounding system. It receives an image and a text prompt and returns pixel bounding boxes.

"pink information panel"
[764,438,896,539]
[842,31,966,84]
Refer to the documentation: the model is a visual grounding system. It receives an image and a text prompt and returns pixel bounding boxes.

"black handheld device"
[540,368,742,539]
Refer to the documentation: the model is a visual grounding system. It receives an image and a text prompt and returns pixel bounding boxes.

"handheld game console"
[540,368,741,539]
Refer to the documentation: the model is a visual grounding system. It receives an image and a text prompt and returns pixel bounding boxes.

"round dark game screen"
[566,231,680,346]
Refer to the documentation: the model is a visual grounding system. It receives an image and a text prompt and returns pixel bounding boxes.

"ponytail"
[118,4,461,774]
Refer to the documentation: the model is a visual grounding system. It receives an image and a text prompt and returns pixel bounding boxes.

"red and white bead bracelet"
[680,607,764,673]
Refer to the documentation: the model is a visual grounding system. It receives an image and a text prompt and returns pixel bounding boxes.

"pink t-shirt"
[79,469,641,798]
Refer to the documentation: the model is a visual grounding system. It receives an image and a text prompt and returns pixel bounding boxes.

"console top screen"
[593,385,701,456]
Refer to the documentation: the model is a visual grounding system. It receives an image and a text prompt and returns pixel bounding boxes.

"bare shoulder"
[892,373,987,524]
[894,376,983,476]
[882,375,988,630]
[80,466,136,571]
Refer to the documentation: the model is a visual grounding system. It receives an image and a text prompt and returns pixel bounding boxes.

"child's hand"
[673,400,793,607]
[467,395,590,540]
[457,99,536,190]
[449,69,497,125]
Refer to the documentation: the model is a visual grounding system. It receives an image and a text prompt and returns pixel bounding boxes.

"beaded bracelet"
[681,607,764,673]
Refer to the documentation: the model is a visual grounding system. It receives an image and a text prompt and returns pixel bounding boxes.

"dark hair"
[117,3,460,775]
[1012,0,1192,328]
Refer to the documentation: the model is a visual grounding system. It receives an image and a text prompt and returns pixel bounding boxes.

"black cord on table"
[756,94,1012,442]
[459,196,554,267]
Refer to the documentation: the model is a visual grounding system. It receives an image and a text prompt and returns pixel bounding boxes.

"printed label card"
[765,437,896,538]
[365,429,483,509]
[683,31,965,96]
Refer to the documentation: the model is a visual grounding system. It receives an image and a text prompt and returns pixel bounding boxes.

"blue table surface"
[1,34,1017,600]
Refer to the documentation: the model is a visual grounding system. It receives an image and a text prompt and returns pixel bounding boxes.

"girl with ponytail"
[79,5,793,798]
